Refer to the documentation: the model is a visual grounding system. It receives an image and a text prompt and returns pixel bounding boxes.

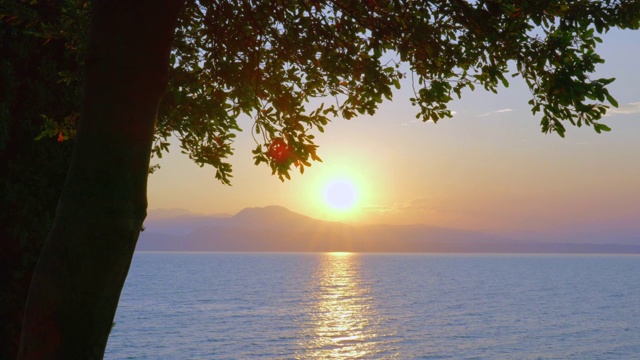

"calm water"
[106,253,640,359]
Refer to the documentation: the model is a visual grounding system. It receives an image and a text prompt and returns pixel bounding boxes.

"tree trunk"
[18,1,184,358]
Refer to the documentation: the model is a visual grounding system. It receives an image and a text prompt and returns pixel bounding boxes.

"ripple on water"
[107,253,640,359]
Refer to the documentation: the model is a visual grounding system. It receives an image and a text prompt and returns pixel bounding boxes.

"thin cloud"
[477,108,513,117]
[362,197,468,216]
[400,120,420,126]
[606,102,640,116]
[361,203,403,214]
[362,198,427,214]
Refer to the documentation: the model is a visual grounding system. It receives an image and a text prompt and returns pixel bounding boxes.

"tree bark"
[18,1,184,358]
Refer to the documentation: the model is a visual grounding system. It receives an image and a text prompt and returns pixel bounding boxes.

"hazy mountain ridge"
[138,206,640,254]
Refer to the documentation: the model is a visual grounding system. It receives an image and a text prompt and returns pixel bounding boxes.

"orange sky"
[147,29,640,236]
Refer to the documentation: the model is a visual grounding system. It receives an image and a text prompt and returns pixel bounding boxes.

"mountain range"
[137,206,640,254]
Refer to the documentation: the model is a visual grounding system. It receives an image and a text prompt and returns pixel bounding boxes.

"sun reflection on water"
[299,253,396,359]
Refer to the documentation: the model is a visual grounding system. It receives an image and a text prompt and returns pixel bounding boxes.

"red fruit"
[267,137,292,164]
[57,131,64,142]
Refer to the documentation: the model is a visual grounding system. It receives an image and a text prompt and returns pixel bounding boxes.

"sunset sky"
[147,29,639,237]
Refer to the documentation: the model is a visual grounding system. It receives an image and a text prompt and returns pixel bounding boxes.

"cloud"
[362,198,425,214]
[401,198,439,212]
[364,198,430,214]
[400,120,420,126]
[362,197,468,216]
[360,198,492,227]
[361,203,403,215]
[477,108,513,117]
[606,102,640,116]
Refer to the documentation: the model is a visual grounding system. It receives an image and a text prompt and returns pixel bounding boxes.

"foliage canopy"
[161,0,640,183]
[6,1,640,184]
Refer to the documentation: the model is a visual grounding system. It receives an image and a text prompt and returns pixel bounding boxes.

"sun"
[323,179,358,211]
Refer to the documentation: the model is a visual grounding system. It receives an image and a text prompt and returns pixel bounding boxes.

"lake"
[106,252,640,359]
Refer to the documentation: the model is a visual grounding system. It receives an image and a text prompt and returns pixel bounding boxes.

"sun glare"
[329,251,352,256]
[323,179,357,211]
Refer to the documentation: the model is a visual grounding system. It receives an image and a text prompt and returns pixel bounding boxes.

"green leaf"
[594,123,612,133]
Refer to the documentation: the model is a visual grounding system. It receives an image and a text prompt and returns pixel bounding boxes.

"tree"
[0,1,86,358]
[10,0,640,358]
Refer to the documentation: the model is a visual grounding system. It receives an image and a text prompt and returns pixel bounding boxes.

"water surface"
[106,253,640,359]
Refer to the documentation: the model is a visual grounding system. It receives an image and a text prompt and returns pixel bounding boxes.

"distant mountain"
[138,206,640,254]
[228,205,323,230]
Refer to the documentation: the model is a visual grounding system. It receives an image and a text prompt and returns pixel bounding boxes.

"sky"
[147,28,639,238]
